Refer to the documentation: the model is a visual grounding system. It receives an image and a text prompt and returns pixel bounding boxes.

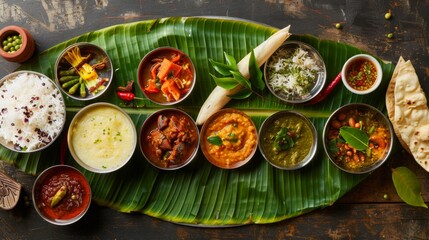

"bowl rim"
[32,164,92,226]
[54,42,113,101]
[263,40,327,104]
[322,103,394,174]
[137,46,196,106]
[200,108,258,169]
[341,54,383,95]
[139,108,200,170]
[0,70,66,153]
[67,102,137,173]
[258,110,318,170]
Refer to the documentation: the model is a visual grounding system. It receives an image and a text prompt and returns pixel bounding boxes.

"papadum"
[386,56,429,171]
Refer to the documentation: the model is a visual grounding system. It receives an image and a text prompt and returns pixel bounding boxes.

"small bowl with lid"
[264,41,326,104]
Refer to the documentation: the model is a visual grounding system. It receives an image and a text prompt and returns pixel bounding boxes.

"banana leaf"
[0,17,395,225]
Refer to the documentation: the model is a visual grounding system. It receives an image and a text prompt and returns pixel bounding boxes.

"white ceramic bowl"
[341,54,383,95]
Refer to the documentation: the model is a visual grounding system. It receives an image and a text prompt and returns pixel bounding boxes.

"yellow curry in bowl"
[200,109,257,169]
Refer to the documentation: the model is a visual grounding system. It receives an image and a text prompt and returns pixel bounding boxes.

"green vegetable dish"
[259,111,317,169]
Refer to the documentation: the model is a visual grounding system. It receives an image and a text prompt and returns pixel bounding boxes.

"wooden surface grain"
[1,0,429,239]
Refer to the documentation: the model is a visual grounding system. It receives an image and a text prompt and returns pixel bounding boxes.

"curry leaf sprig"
[209,51,265,99]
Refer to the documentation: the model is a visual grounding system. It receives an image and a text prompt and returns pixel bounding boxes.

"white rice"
[0,72,65,151]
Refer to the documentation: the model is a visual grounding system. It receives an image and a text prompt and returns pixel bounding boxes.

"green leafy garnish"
[226,133,238,143]
[209,50,265,99]
[274,127,295,151]
[207,135,222,146]
[392,167,428,208]
[339,126,369,151]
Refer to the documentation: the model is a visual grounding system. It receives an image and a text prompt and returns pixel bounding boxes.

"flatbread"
[387,57,429,171]
[386,57,410,153]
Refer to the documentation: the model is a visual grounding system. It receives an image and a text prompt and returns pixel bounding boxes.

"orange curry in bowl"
[200,109,258,169]
[138,47,195,105]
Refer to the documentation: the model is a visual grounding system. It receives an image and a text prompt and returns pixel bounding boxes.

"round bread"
[386,57,429,171]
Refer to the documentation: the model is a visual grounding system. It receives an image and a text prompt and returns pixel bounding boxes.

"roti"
[386,57,429,171]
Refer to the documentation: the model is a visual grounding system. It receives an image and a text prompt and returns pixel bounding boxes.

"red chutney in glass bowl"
[32,165,91,225]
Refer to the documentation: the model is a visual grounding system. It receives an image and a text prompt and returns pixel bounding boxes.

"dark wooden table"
[1,1,429,239]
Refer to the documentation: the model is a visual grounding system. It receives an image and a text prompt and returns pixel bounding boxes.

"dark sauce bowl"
[139,108,199,170]
[32,165,91,225]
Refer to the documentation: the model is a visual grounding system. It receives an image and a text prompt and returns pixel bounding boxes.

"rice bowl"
[0,71,66,152]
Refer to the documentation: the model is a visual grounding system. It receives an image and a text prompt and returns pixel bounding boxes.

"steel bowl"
[323,103,394,174]
[258,110,318,170]
[137,47,196,105]
[200,108,258,169]
[55,42,113,101]
[68,102,137,173]
[139,108,199,170]
[32,165,91,225]
[264,41,327,104]
[0,70,66,153]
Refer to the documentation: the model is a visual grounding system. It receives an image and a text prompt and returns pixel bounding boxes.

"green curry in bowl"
[258,110,317,170]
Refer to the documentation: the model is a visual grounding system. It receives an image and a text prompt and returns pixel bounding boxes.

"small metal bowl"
[55,42,113,101]
[258,111,318,170]
[68,102,137,173]
[139,108,199,170]
[0,71,66,153]
[341,54,383,95]
[323,103,394,174]
[200,108,258,169]
[0,25,36,63]
[137,47,196,105]
[264,41,326,104]
[32,165,91,225]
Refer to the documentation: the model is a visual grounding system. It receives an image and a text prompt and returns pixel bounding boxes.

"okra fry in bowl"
[55,42,113,101]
